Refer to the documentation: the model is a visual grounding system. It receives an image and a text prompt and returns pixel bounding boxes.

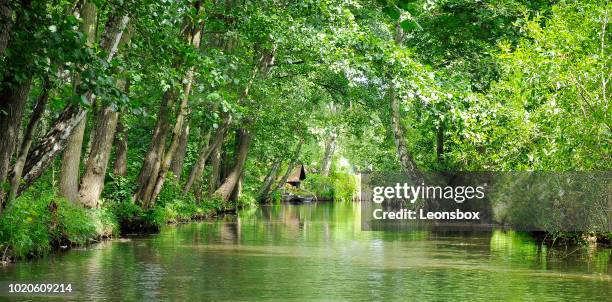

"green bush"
[304,173,357,202]
[103,174,135,203]
[236,193,257,209]
[203,195,224,212]
[111,200,144,224]
[55,199,97,245]
[332,173,357,202]
[0,192,97,259]
[304,174,334,200]
[88,207,119,238]
[491,173,609,235]
[270,191,282,203]
[156,174,183,207]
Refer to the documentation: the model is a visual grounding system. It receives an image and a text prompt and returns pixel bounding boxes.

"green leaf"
[206,92,222,102]
[398,0,415,9]
[401,3,420,15]
[383,6,400,21]
[81,94,91,106]
[400,19,417,32]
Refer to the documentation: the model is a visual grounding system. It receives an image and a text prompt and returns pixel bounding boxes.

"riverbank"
[0,188,224,264]
[530,231,612,248]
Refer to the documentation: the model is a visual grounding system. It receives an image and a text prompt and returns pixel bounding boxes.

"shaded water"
[1,202,610,301]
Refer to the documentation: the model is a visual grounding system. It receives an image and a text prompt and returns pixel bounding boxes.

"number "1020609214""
[7,283,72,294]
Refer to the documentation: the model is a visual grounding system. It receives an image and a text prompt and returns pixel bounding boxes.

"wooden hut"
[286,164,306,188]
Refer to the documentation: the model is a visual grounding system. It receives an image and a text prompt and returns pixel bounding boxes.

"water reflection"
[0,202,610,301]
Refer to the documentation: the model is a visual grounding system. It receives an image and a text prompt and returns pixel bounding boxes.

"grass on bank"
[0,176,228,262]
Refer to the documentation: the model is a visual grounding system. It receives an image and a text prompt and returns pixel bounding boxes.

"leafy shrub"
[156,174,183,207]
[236,193,257,209]
[491,173,610,239]
[270,191,282,203]
[304,174,334,200]
[0,192,97,259]
[332,173,357,202]
[304,173,357,202]
[103,174,135,203]
[203,195,224,212]
[54,199,97,245]
[143,206,168,227]
[88,207,119,238]
[111,200,144,224]
[109,201,163,234]
[0,196,51,258]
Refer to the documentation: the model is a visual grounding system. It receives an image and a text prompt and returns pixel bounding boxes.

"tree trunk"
[0,0,11,57]
[135,8,202,206]
[220,149,230,185]
[391,90,421,181]
[208,140,222,196]
[390,22,422,183]
[133,90,175,206]
[113,113,128,176]
[8,78,51,202]
[78,107,118,207]
[436,123,444,163]
[82,101,100,164]
[59,0,97,203]
[182,115,230,195]
[139,78,190,206]
[256,158,281,202]
[320,131,336,176]
[59,117,86,202]
[229,170,243,203]
[228,129,245,203]
[214,128,251,202]
[0,77,32,209]
[209,44,276,203]
[182,130,211,196]
[19,106,87,195]
[99,14,131,62]
[170,124,189,180]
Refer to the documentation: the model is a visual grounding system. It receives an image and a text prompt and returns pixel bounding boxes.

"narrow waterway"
[1,202,610,301]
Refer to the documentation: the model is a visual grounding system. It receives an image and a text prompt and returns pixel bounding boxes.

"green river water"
[1,202,610,301]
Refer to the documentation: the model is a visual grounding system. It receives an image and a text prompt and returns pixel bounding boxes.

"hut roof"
[287,164,306,182]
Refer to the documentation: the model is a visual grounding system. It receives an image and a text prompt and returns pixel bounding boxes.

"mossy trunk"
[390,22,423,184]
[8,78,50,202]
[0,0,11,57]
[133,90,175,206]
[183,115,230,195]
[79,107,119,207]
[0,77,32,210]
[256,159,281,202]
[170,124,190,180]
[59,1,96,203]
[112,112,128,176]
[214,129,252,202]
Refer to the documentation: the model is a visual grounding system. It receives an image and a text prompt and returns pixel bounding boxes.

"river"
[1,202,610,301]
